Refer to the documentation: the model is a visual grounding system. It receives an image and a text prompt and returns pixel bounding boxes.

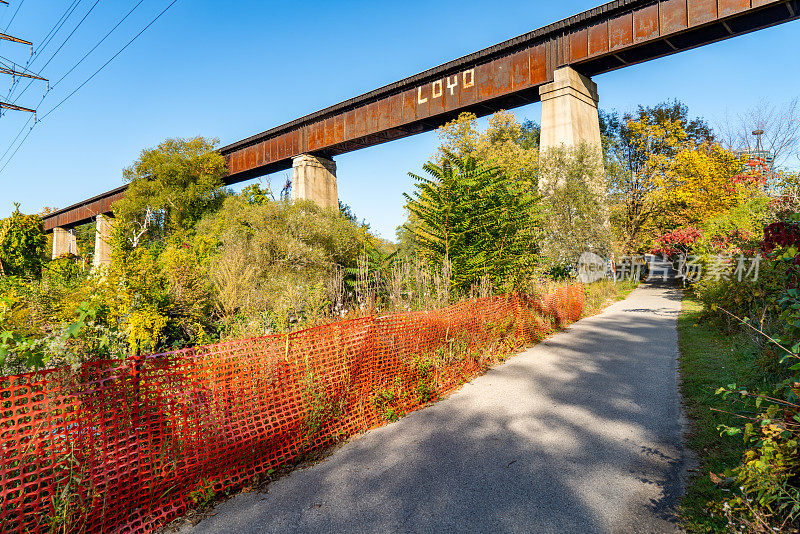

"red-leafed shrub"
[651,227,702,257]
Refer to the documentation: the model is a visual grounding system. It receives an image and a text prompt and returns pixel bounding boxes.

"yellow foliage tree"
[436,111,538,187]
[607,114,689,251]
[652,143,753,231]
[608,111,759,251]
[104,245,170,353]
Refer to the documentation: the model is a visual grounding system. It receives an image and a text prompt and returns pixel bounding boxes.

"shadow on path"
[181,284,686,534]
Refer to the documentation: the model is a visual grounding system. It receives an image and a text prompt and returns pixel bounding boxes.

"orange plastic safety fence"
[0,287,583,533]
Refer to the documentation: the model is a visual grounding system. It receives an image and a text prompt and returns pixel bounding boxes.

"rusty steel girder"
[41,0,799,232]
[218,0,798,181]
[42,186,126,231]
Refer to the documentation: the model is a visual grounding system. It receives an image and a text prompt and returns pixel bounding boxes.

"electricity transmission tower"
[0,1,47,118]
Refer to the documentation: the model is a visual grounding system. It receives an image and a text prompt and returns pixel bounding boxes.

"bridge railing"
[0,286,583,533]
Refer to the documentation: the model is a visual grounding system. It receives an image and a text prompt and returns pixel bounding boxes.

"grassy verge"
[678,295,765,533]
[581,278,639,318]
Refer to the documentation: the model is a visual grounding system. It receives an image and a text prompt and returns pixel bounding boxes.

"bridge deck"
[42,0,799,231]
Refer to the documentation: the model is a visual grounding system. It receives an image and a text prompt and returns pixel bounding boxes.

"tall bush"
[538,144,611,268]
[199,196,374,337]
[403,153,539,293]
[0,204,46,278]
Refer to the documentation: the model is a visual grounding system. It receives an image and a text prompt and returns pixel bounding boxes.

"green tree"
[517,119,541,150]
[241,182,274,205]
[539,144,611,267]
[0,204,46,278]
[404,153,539,293]
[113,137,229,243]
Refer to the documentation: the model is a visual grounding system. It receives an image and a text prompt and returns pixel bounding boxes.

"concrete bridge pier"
[539,66,602,154]
[291,154,338,210]
[92,214,115,270]
[52,227,79,259]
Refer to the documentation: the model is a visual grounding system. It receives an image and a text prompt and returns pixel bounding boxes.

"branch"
[716,305,797,359]
[130,207,154,248]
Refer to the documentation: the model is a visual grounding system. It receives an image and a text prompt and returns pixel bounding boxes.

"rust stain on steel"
[609,12,634,50]
[660,0,688,35]
[401,88,416,124]
[511,49,530,91]
[345,110,356,142]
[688,0,718,26]
[377,98,389,131]
[246,146,254,169]
[441,74,455,112]
[587,21,609,56]
[314,120,325,151]
[265,136,273,162]
[476,61,491,100]
[355,105,367,138]
[272,136,279,161]
[430,78,446,114]
[416,81,431,120]
[554,34,564,67]
[367,102,379,135]
[490,58,504,98]
[388,94,401,128]
[530,44,547,84]
[305,122,316,151]
[334,114,345,144]
[323,117,334,147]
[719,0,751,16]
[570,28,589,62]
[276,132,285,160]
[42,187,126,231]
[460,68,478,106]
[495,55,513,98]
[634,4,660,42]
[42,0,800,232]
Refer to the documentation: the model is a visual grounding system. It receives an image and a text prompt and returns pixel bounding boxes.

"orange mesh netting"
[0,286,583,533]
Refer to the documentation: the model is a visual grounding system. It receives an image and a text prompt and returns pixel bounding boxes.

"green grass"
[581,278,639,318]
[678,295,764,533]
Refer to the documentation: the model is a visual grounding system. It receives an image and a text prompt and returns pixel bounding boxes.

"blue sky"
[0,0,798,240]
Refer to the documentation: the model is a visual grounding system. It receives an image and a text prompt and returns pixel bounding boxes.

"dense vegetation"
[679,211,800,532]
[620,101,800,531]
[0,140,390,372]
[2,98,799,531]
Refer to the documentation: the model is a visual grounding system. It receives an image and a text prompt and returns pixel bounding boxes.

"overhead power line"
[38,0,179,122]
[0,55,39,74]
[37,0,100,74]
[0,0,181,173]
[3,0,82,101]
[2,0,22,33]
[51,0,146,90]
[0,65,47,84]
[27,0,83,66]
[0,112,31,163]
[8,0,99,105]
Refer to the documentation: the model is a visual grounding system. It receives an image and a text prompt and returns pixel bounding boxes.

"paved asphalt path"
[181,284,687,534]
